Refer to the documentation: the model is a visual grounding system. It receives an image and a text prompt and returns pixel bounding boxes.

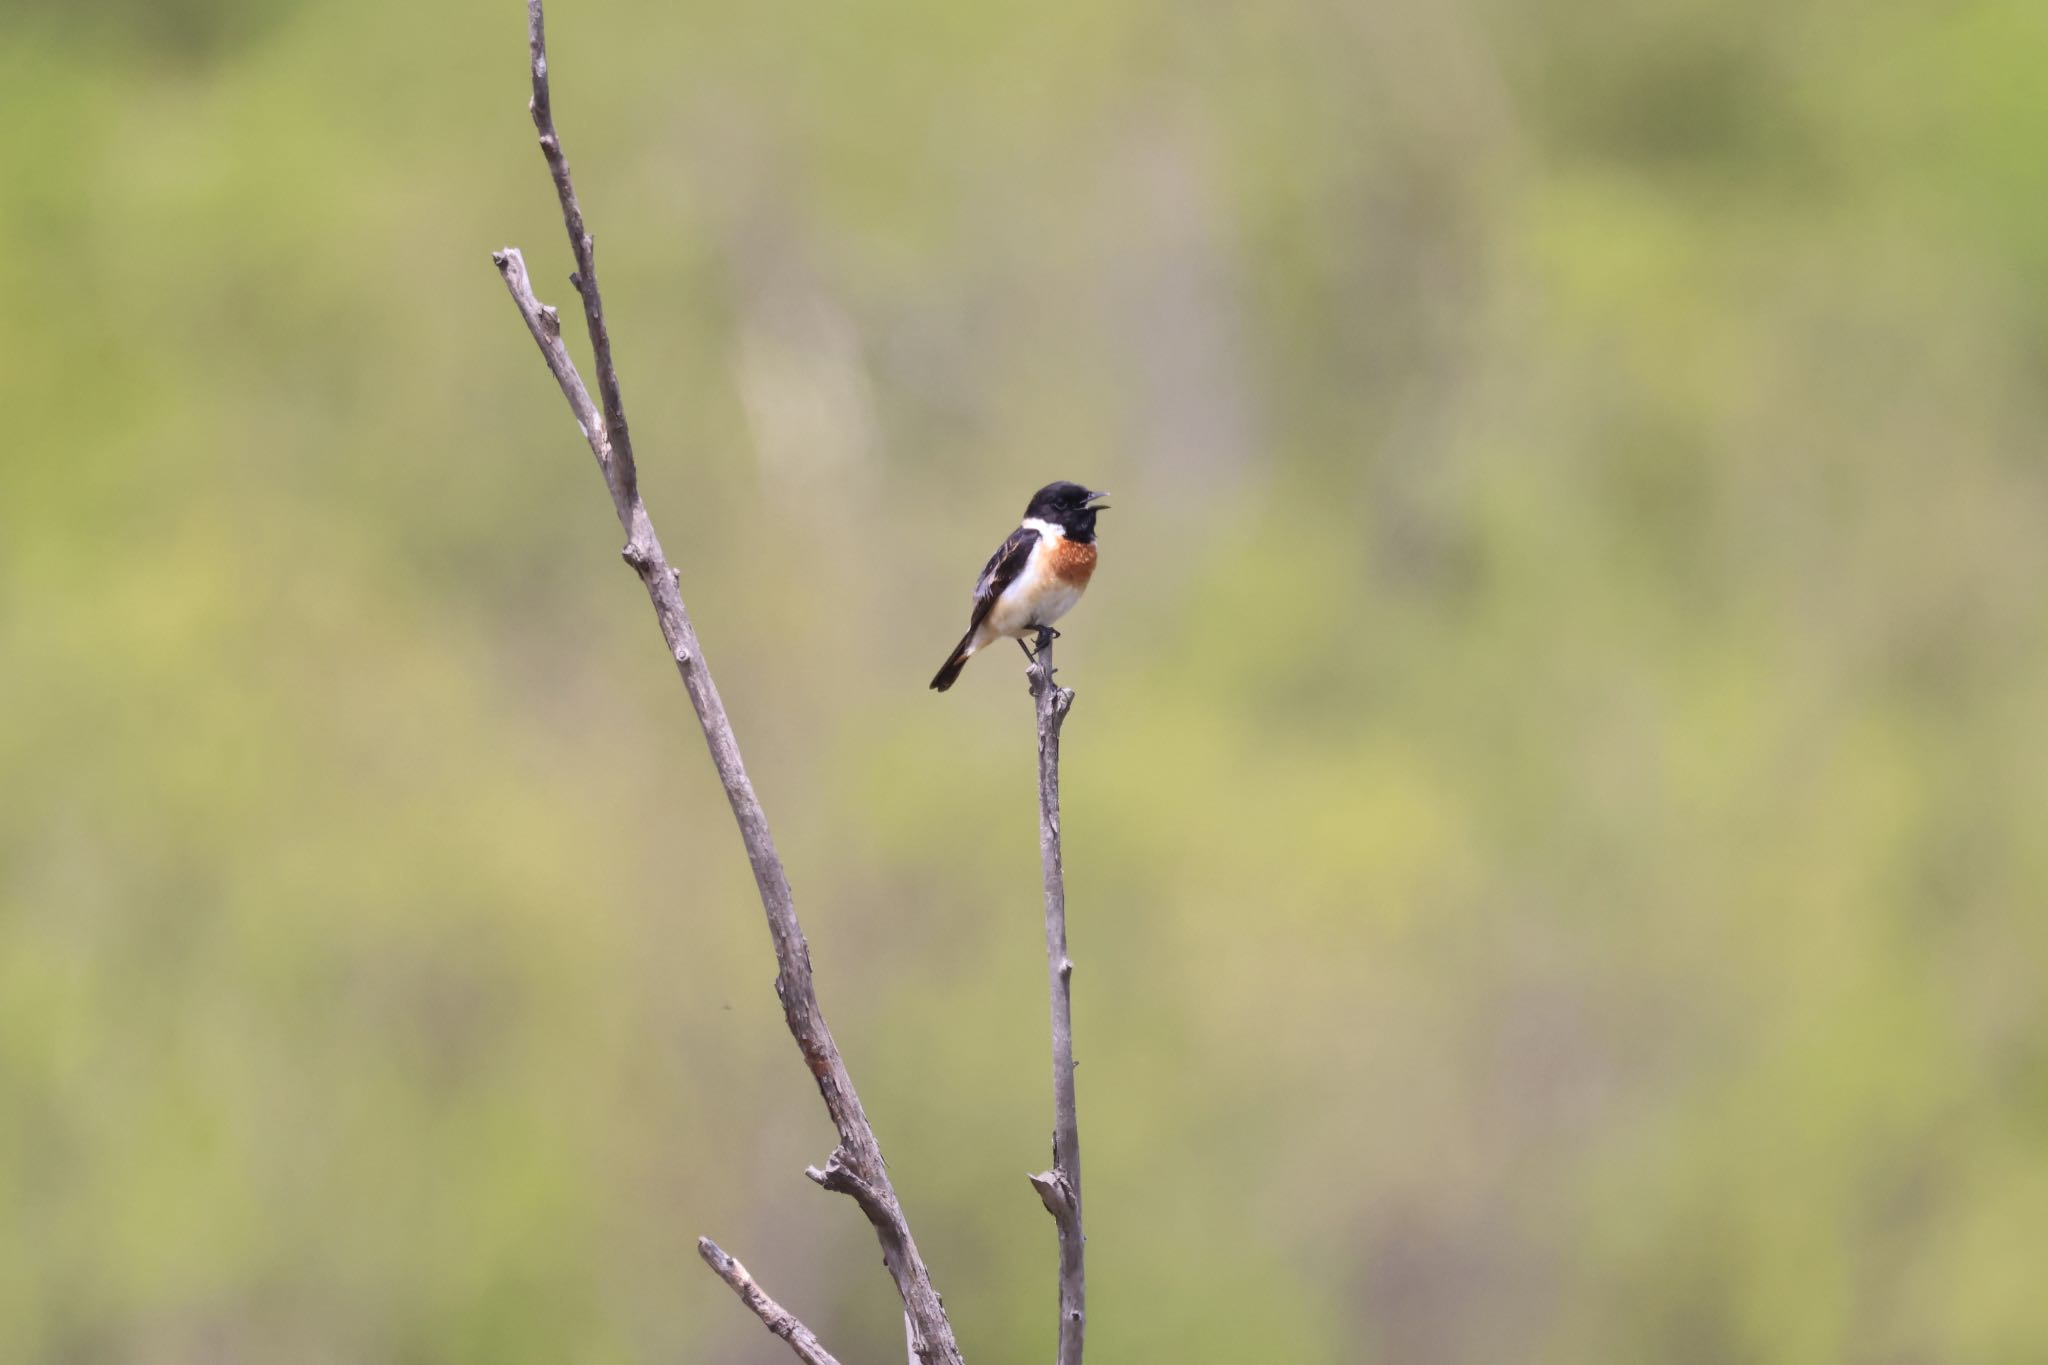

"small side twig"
[1024,628,1085,1365]
[491,5,963,1363]
[697,1238,844,1365]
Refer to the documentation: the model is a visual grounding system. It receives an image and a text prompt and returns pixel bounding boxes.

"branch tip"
[698,1236,847,1365]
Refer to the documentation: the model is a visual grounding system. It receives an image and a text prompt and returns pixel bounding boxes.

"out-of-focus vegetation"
[5,0,2047,1360]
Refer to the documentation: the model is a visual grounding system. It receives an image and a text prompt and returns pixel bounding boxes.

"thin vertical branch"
[490,5,963,1362]
[1025,629,1085,1365]
[523,0,635,517]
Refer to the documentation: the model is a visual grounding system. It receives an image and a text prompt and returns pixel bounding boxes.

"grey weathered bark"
[698,1239,845,1365]
[1024,629,1086,1365]
[490,4,963,1363]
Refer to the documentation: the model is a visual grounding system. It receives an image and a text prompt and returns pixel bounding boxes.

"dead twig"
[490,4,962,1361]
[1024,628,1085,1365]
[697,1239,845,1365]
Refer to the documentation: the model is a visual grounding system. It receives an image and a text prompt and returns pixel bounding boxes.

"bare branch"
[697,1238,845,1365]
[522,0,636,519]
[490,247,607,457]
[1025,629,1086,1365]
[492,6,963,1362]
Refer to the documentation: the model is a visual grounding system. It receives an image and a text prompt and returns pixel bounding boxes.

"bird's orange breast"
[1049,537,1097,587]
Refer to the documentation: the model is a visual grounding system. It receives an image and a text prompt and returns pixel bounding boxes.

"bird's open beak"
[1085,490,1111,509]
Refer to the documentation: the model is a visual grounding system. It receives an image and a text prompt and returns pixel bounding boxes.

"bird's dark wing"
[967,524,1038,631]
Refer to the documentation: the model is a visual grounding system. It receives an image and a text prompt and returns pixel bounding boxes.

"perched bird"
[930,481,1110,692]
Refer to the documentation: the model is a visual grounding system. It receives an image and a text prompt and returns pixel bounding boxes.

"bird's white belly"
[985,566,1084,639]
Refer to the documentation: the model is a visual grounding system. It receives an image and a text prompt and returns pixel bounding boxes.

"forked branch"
[490,3,962,1362]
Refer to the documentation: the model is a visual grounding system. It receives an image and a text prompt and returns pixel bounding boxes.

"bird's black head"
[1022,481,1110,543]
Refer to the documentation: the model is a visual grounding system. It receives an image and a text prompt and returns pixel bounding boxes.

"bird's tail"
[929,631,977,692]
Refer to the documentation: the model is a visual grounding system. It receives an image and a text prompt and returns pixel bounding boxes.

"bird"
[930,481,1110,692]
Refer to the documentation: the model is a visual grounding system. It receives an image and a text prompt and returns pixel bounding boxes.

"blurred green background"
[6,0,2047,1360]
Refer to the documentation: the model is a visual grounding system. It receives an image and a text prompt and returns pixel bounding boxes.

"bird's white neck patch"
[1021,516,1065,540]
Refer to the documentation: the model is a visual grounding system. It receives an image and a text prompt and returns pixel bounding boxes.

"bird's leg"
[1027,627,1063,688]
[1018,626,1062,660]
